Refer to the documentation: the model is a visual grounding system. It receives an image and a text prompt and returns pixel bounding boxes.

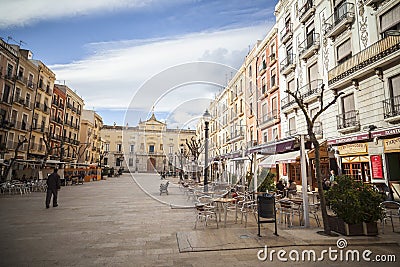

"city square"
[1,0,400,266]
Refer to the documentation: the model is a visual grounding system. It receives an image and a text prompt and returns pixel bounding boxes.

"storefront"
[337,143,370,183]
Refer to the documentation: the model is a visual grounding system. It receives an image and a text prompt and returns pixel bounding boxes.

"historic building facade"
[101,114,196,172]
[79,110,103,164]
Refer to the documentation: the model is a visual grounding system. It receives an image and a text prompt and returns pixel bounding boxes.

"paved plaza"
[0,173,399,266]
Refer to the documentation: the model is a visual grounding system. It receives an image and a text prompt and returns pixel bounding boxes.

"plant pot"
[328,215,346,234]
[363,221,379,236]
[328,216,364,236]
[344,222,364,236]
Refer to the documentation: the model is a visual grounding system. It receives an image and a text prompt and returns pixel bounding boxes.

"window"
[22,114,28,130]
[2,84,11,103]
[15,88,21,102]
[160,144,163,150]
[169,145,173,154]
[272,128,278,140]
[287,79,295,101]
[271,68,276,87]
[105,143,110,151]
[249,102,253,116]
[149,145,154,153]
[342,93,355,114]
[262,78,266,94]
[337,39,352,64]
[117,144,122,152]
[262,103,267,120]
[288,117,296,136]
[18,67,24,79]
[28,74,34,87]
[7,64,13,77]
[263,132,268,143]
[380,3,400,36]
[25,93,30,108]
[130,144,135,153]
[129,158,133,166]
[271,97,278,117]
[249,66,252,77]
[308,63,319,83]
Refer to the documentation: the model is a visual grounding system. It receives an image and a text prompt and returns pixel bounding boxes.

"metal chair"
[380,201,400,233]
[194,196,218,229]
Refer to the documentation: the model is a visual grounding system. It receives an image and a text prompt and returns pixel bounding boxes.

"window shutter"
[380,4,400,33]
[337,39,351,61]
[308,63,318,82]
[390,75,400,97]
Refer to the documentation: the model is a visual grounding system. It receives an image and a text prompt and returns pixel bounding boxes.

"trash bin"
[257,194,278,237]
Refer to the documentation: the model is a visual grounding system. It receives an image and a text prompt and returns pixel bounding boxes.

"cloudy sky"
[0,0,277,128]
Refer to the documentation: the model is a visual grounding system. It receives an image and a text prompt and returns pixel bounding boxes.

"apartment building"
[101,114,196,172]
[27,60,55,161]
[57,84,83,162]
[79,110,103,164]
[322,0,400,188]
[49,84,66,159]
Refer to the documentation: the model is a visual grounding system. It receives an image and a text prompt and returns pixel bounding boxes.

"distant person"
[286,180,297,197]
[323,178,331,191]
[276,180,285,192]
[329,170,336,183]
[45,168,61,209]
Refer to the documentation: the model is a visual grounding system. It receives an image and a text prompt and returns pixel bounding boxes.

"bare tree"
[185,137,203,161]
[285,84,343,235]
[1,136,28,181]
[42,131,63,166]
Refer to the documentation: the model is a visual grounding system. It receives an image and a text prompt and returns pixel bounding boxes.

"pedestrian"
[45,168,61,209]
[329,169,335,183]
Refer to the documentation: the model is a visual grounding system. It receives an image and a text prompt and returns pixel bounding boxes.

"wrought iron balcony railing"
[328,34,400,85]
[299,0,315,23]
[280,23,293,43]
[324,2,355,38]
[383,95,400,120]
[336,110,360,130]
[300,79,323,101]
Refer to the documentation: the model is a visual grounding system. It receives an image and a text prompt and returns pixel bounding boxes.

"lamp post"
[179,144,184,180]
[203,109,211,192]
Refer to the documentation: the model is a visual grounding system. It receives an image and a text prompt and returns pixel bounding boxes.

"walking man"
[46,168,61,209]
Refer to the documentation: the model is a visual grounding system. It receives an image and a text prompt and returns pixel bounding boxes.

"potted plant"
[326,175,384,236]
[257,170,276,193]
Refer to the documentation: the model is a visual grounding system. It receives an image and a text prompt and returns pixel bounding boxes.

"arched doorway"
[147,158,156,172]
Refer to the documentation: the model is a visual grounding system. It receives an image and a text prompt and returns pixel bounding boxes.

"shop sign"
[370,155,383,179]
[327,133,369,145]
[371,127,400,138]
[383,136,400,152]
[337,143,368,155]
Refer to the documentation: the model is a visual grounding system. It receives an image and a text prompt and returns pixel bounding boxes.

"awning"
[258,150,301,168]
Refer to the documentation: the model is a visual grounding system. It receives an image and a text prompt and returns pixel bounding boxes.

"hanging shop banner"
[383,136,400,153]
[370,155,383,179]
[337,143,368,155]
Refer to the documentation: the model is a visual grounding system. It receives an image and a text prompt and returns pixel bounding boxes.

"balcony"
[383,96,400,123]
[299,33,320,61]
[328,34,400,87]
[336,110,360,133]
[13,96,25,106]
[227,129,244,143]
[300,79,323,103]
[286,129,297,137]
[260,110,280,129]
[51,116,63,124]
[16,75,27,85]
[280,23,293,44]
[324,2,355,39]
[280,53,296,75]
[299,0,315,24]
[365,0,384,10]
[27,81,35,90]
[281,94,298,113]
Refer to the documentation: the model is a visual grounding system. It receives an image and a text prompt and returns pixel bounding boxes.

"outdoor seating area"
[181,179,325,233]
[0,179,47,195]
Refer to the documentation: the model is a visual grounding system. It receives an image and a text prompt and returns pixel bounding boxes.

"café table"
[213,197,237,227]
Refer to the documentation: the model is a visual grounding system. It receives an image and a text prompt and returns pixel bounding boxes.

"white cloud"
[50,24,273,114]
[0,0,176,28]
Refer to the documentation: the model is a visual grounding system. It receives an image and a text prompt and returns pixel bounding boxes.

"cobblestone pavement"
[0,173,399,266]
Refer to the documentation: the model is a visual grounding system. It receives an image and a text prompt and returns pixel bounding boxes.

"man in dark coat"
[46,168,61,208]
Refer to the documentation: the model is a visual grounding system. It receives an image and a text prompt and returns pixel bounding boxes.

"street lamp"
[203,109,211,192]
[179,144,184,180]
